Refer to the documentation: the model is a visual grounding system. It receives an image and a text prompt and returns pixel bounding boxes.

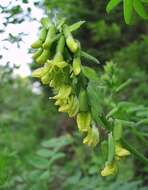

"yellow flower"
[115,144,130,157]
[101,162,118,177]
[53,52,68,69]
[68,96,79,117]
[32,67,44,78]
[32,61,52,79]
[83,125,99,147]
[53,85,72,100]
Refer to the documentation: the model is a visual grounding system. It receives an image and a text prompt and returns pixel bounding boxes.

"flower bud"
[76,112,91,132]
[39,28,47,42]
[32,48,43,60]
[43,25,56,49]
[73,56,81,75]
[66,35,78,53]
[31,39,42,49]
[36,49,50,64]
[79,89,89,112]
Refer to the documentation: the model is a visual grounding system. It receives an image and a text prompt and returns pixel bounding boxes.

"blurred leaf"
[106,0,122,13]
[82,66,99,81]
[29,157,49,169]
[69,21,85,32]
[36,149,54,158]
[123,0,133,24]
[133,0,148,19]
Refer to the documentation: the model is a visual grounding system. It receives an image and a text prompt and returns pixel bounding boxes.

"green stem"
[122,138,148,164]
[63,24,70,38]
[131,128,148,146]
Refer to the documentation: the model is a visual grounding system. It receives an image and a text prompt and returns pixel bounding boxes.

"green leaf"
[81,51,100,64]
[39,170,50,181]
[29,157,49,169]
[133,0,148,19]
[115,78,132,92]
[48,153,65,165]
[87,81,107,128]
[69,21,85,32]
[36,149,54,158]
[82,66,99,81]
[136,118,148,125]
[42,135,73,149]
[123,0,133,24]
[106,0,122,13]
[141,0,148,3]
[57,18,66,30]
[106,107,119,118]
[29,170,42,182]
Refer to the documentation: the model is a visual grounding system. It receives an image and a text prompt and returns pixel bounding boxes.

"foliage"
[106,0,148,24]
[0,0,148,189]
[31,17,148,177]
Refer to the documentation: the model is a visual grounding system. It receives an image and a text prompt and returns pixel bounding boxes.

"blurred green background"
[0,0,148,189]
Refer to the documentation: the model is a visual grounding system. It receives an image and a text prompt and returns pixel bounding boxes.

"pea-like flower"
[53,85,72,100]
[115,144,130,157]
[101,161,118,176]
[83,125,99,147]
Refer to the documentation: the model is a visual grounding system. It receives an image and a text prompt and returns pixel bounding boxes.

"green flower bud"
[43,25,56,49]
[66,35,78,53]
[76,112,91,132]
[73,56,81,75]
[79,89,89,112]
[39,28,48,42]
[31,39,42,49]
[32,48,43,60]
[36,49,50,64]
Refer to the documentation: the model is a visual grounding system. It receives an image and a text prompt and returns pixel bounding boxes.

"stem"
[63,24,70,38]
[122,138,148,164]
[132,128,148,145]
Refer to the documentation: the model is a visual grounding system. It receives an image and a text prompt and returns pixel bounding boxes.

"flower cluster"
[31,18,99,147]
[31,18,130,177]
[101,120,130,176]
